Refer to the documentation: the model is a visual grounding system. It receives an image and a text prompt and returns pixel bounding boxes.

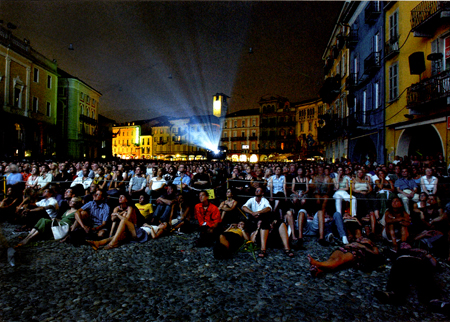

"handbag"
[51,219,70,240]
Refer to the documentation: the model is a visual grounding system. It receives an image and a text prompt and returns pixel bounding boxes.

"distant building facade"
[57,69,102,159]
[0,25,58,159]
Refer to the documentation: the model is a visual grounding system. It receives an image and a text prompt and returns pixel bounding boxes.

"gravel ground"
[1,222,450,322]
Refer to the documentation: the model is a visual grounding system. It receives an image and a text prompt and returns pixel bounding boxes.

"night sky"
[0,1,342,122]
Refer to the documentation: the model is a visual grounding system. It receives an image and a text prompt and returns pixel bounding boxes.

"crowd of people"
[1,155,450,310]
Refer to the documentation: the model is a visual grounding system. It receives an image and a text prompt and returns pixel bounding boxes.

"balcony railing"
[406,69,450,108]
[365,1,381,24]
[345,73,359,89]
[220,137,229,142]
[364,51,381,75]
[156,141,168,145]
[80,114,98,125]
[411,1,450,34]
[347,29,358,48]
[249,135,258,141]
[385,36,400,60]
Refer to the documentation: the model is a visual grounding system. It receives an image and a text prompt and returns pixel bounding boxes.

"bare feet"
[103,242,119,250]
[86,240,100,251]
[307,254,323,277]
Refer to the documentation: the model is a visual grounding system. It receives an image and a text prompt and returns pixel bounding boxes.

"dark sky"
[0,1,342,122]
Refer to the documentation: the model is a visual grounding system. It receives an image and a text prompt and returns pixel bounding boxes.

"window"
[241,131,245,137]
[342,52,347,76]
[233,131,237,137]
[32,97,38,113]
[87,96,90,104]
[80,105,84,115]
[251,130,256,137]
[234,120,237,127]
[252,119,256,126]
[33,68,39,83]
[300,122,304,132]
[389,10,399,41]
[14,86,22,108]
[389,63,399,101]
[233,143,237,150]
[46,102,51,116]
[47,75,52,89]
[224,132,228,138]
[251,143,255,150]
[91,111,94,119]
[374,82,380,108]
[242,120,246,127]
[308,122,312,131]
[160,129,163,134]
[362,90,367,124]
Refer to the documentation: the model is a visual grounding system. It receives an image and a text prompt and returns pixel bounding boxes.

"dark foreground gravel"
[1,222,450,322]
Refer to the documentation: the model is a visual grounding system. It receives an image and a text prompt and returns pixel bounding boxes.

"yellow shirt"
[135,203,153,219]
[227,227,244,237]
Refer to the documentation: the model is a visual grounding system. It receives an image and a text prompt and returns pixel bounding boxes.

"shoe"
[284,249,295,258]
[318,239,329,247]
[325,233,334,244]
[342,236,349,245]
[258,250,268,258]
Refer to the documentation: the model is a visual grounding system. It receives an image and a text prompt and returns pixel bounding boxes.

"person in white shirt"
[243,187,294,258]
[70,168,93,190]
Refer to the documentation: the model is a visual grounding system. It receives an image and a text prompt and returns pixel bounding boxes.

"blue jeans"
[153,204,172,223]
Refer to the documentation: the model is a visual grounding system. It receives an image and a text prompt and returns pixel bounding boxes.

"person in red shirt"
[194,191,221,247]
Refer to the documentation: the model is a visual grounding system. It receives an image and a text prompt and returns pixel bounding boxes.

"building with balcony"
[0,25,58,158]
[319,1,386,164]
[221,108,260,162]
[112,123,141,159]
[258,95,297,161]
[319,2,358,162]
[58,69,102,159]
[346,1,386,164]
[295,97,323,159]
[140,134,153,159]
[385,1,450,163]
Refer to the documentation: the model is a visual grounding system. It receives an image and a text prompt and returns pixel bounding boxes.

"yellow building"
[295,98,324,159]
[0,25,58,157]
[112,123,141,159]
[140,135,153,159]
[221,109,260,162]
[385,1,450,164]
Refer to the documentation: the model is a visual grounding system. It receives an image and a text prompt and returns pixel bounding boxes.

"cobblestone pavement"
[1,222,450,322]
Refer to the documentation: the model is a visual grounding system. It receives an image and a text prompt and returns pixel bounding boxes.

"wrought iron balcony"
[347,29,358,48]
[156,141,168,145]
[80,114,98,125]
[364,51,381,75]
[345,73,359,90]
[365,1,381,24]
[385,36,400,60]
[220,137,229,142]
[406,69,450,108]
[249,135,258,141]
[411,1,450,36]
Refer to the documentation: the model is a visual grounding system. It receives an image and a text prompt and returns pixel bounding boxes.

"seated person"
[213,221,249,260]
[128,166,147,199]
[308,237,382,277]
[109,194,136,238]
[150,184,176,224]
[0,186,21,223]
[250,217,294,258]
[173,165,191,192]
[374,247,440,306]
[395,168,419,214]
[194,191,221,247]
[21,188,59,228]
[382,197,411,251]
[70,167,92,191]
[218,189,239,225]
[192,166,211,190]
[135,194,153,223]
[169,192,191,231]
[71,189,110,239]
[298,206,349,247]
[17,197,82,246]
[15,188,36,222]
[242,187,273,257]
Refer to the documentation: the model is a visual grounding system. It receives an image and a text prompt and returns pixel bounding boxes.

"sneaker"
[318,238,329,247]
[325,233,335,244]
[342,236,349,245]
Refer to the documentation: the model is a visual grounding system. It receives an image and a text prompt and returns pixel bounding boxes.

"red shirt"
[195,202,221,228]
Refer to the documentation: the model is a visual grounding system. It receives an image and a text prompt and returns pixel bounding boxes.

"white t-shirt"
[150,177,166,190]
[36,197,59,219]
[243,197,272,212]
